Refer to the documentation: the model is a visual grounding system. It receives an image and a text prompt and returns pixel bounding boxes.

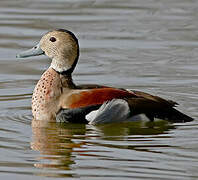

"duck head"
[17,29,79,74]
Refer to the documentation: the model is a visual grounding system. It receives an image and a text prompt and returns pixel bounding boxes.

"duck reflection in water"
[31,120,174,175]
[31,121,86,175]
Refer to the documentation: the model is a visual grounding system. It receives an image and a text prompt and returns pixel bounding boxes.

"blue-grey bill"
[16,43,44,58]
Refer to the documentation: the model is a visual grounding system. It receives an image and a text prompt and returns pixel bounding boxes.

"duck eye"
[49,37,56,42]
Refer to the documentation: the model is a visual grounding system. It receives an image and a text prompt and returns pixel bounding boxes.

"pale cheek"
[45,51,54,59]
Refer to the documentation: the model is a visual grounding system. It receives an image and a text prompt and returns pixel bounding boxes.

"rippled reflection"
[0,0,198,179]
[30,121,175,177]
[31,122,86,177]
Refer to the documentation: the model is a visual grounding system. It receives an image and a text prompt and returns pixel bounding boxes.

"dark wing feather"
[76,84,109,89]
[133,90,178,107]
[56,104,100,123]
[127,90,193,122]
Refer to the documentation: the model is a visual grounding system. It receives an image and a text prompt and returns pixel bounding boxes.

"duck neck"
[59,73,76,89]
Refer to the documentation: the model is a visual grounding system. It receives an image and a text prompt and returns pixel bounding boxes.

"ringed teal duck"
[17,29,193,124]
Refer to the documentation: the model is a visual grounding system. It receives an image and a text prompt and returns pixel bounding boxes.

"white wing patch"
[87,99,131,125]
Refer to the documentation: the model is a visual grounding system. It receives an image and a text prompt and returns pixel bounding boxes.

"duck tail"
[155,108,194,123]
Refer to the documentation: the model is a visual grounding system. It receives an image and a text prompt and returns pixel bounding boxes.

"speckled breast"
[32,68,62,121]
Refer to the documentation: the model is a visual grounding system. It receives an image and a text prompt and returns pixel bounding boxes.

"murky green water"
[0,0,198,179]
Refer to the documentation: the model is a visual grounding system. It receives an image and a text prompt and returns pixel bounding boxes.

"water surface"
[0,0,198,179]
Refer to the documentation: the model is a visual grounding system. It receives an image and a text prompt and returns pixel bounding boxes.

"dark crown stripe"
[55,29,80,75]
[57,29,79,44]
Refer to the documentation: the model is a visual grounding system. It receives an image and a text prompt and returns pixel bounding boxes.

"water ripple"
[0,0,198,179]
